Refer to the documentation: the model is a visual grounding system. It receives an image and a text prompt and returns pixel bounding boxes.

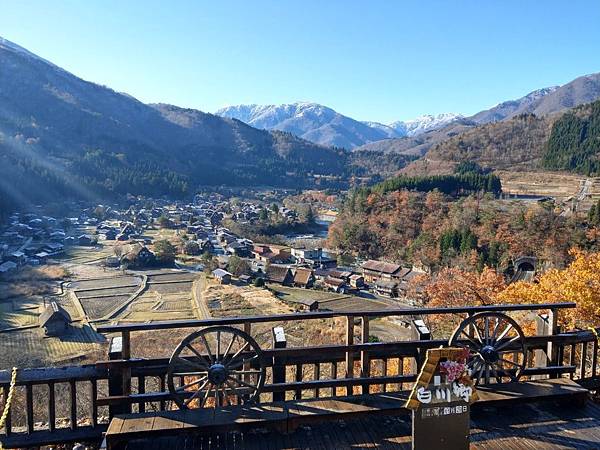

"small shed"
[324,276,347,294]
[213,268,232,285]
[375,280,399,298]
[39,302,72,336]
[239,274,252,284]
[349,274,365,289]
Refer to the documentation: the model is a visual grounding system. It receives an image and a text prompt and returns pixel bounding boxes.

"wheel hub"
[208,363,228,385]
[480,345,499,363]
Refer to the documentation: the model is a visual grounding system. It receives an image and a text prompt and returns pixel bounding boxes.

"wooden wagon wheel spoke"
[495,335,521,352]
[224,342,250,367]
[177,375,209,391]
[449,312,526,386]
[228,354,259,370]
[228,375,258,391]
[472,322,485,345]
[225,379,245,401]
[222,334,237,361]
[459,329,481,348]
[167,326,265,410]
[494,323,514,346]
[489,317,502,343]
[198,383,213,408]
[182,378,210,406]
[198,334,215,364]
[175,355,209,371]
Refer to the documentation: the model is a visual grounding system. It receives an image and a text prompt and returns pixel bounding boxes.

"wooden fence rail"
[4,301,600,449]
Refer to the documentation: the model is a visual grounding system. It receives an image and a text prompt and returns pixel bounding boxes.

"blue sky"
[1,0,599,123]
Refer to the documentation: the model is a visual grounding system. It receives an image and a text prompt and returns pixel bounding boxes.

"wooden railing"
[3,301,600,448]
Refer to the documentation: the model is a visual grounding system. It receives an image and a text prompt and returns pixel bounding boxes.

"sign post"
[405,348,478,450]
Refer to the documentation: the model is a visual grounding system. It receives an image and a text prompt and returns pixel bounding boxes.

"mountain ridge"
[216,102,462,148]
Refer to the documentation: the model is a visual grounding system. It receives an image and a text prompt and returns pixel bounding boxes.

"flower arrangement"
[439,348,471,383]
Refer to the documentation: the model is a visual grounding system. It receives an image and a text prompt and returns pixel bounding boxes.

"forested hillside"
[0,38,349,209]
[410,113,554,173]
[542,100,600,174]
[328,185,596,272]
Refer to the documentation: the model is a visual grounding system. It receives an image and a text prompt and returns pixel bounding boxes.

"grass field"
[61,246,113,264]
[69,275,141,290]
[0,298,40,330]
[0,294,82,331]
[0,325,106,369]
[268,284,347,305]
[497,171,588,199]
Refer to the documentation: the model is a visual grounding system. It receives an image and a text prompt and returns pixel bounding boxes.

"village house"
[120,243,155,268]
[226,240,252,257]
[39,302,72,336]
[104,229,118,240]
[291,247,336,268]
[7,251,26,266]
[328,269,352,282]
[266,265,294,286]
[212,268,232,285]
[293,268,315,288]
[105,256,121,268]
[253,244,291,264]
[43,242,65,256]
[361,260,408,283]
[238,274,252,284]
[0,261,17,276]
[49,231,66,242]
[78,235,95,246]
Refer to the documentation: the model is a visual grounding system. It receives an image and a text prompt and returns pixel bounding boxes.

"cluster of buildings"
[0,212,70,275]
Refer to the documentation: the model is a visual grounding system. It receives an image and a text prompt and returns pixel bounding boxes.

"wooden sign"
[405,347,478,450]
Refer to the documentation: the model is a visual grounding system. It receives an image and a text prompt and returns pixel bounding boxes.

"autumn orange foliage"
[499,249,600,328]
[423,266,507,308]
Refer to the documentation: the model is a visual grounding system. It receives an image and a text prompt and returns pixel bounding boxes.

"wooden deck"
[106,379,600,450]
[120,400,600,449]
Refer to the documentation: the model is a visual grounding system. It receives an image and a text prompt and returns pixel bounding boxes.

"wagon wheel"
[449,312,526,385]
[167,325,265,410]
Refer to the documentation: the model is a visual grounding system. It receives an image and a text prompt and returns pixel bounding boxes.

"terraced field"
[147,281,192,295]
[69,275,140,290]
[146,271,199,283]
[69,275,142,320]
[110,276,195,323]
[76,286,139,298]
[78,294,132,319]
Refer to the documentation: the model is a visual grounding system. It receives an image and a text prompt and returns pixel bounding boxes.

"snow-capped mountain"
[390,113,464,137]
[216,102,462,148]
[216,102,399,149]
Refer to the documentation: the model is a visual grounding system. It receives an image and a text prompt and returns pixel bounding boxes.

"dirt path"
[192,274,211,319]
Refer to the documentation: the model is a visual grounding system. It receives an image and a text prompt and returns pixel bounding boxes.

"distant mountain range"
[216,72,600,151]
[216,102,463,148]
